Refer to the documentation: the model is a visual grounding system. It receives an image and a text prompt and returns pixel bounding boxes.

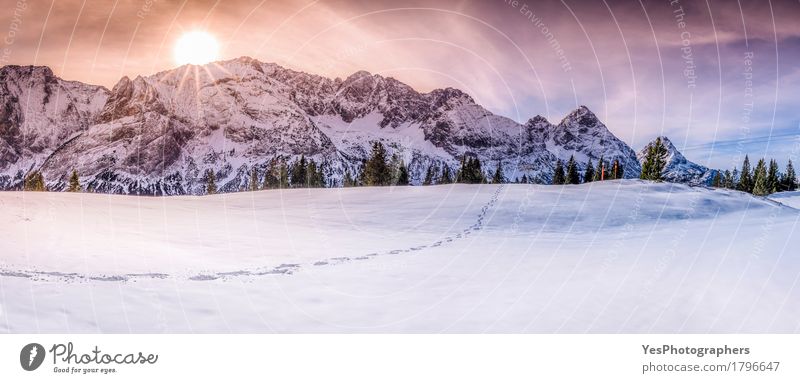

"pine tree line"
[550,154,626,185]
[34,141,798,196]
[16,144,631,195]
[713,155,797,196]
[195,150,800,195]
[224,155,327,195]
[456,155,485,184]
[419,162,454,186]
[21,169,81,192]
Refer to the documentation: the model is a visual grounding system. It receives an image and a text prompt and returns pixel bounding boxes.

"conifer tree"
[640,137,668,181]
[357,159,367,186]
[263,162,278,189]
[752,158,769,196]
[306,159,319,187]
[459,158,467,183]
[640,155,651,180]
[440,166,453,184]
[316,161,327,187]
[610,159,623,179]
[306,159,316,187]
[261,159,280,190]
[458,157,470,183]
[389,153,400,184]
[553,160,565,185]
[396,160,410,186]
[584,159,595,183]
[263,165,275,189]
[520,174,529,184]
[473,157,485,183]
[263,159,287,189]
[290,155,308,188]
[491,161,506,184]
[653,139,668,180]
[249,168,259,191]
[712,171,722,187]
[767,159,779,193]
[364,142,390,186]
[458,156,485,184]
[594,156,606,181]
[738,155,753,193]
[423,165,436,186]
[782,160,797,191]
[205,169,217,195]
[24,171,46,191]
[722,170,733,188]
[566,155,580,184]
[278,161,289,188]
[343,169,355,187]
[313,159,324,187]
[463,158,474,183]
[67,170,81,192]
[608,159,617,180]
[475,158,485,183]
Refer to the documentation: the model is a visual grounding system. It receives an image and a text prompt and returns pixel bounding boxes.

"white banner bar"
[0,334,797,382]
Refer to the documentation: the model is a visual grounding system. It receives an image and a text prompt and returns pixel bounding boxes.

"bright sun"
[174,31,219,65]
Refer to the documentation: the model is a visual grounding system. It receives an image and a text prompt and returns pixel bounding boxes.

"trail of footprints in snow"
[0,186,505,283]
[298,185,505,271]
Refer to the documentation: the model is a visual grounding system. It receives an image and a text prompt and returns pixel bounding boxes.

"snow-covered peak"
[427,87,474,110]
[345,70,374,81]
[637,136,716,185]
[558,105,604,130]
[526,115,551,126]
[638,136,686,165]
[226,55,265,68]
[547,105,641,177]
[111,75,132,91]
[0,65,56,82]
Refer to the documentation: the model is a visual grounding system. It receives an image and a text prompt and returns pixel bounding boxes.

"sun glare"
[174,31,219,65]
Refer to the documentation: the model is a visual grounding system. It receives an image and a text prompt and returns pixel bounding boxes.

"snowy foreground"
[768,191,800,209]
[1,181,799,333]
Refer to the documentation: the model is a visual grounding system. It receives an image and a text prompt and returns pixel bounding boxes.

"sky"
[1,0,799,170]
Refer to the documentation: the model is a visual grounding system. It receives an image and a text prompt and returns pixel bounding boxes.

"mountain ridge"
[0,57,709,194]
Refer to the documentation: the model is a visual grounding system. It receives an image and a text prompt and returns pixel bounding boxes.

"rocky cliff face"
[1,57,703,195]
[0,65,108,188]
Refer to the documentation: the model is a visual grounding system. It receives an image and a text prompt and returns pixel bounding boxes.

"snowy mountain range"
[0,57,713,195]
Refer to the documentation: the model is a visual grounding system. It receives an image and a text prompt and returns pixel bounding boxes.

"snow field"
[1,181,798,333]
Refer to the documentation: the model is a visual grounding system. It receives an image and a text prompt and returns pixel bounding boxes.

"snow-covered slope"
[1,181,798,332]
[638,136,717,185]
[769,191,800,209]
